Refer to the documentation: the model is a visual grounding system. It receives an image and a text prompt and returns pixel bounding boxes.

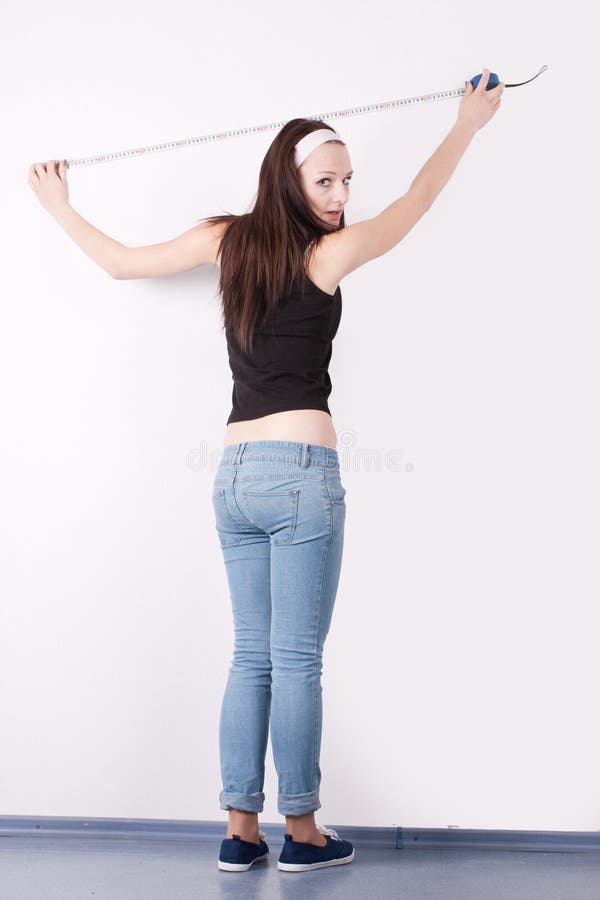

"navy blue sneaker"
[218,829,270,871]
[278,825,355,872]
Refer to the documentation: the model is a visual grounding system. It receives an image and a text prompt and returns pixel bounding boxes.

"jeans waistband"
[221,440,339,468]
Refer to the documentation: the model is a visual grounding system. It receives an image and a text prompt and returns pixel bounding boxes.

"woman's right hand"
[27,159,70,215]
[457,69,504,132]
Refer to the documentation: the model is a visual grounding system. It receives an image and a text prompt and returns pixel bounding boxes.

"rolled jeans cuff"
[278,790,321,816]
[219,790,265,813]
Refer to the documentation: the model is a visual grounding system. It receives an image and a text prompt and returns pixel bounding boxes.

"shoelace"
[317,824,341,841]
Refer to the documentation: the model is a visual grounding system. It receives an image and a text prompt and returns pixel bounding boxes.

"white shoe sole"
[277,848,355,871]
[218,851,269,871]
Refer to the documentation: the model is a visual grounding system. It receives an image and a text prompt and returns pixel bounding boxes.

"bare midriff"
[224,409,338,449]
[217,230,340,451]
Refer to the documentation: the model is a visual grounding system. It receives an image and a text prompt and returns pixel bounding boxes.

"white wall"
[2,0,598,831]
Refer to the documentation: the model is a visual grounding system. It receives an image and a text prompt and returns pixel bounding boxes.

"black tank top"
[225,274,342,425]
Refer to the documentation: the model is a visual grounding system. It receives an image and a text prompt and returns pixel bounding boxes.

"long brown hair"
[197,118,346,356]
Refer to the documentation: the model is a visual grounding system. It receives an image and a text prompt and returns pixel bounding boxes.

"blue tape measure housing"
[470,72,501,90]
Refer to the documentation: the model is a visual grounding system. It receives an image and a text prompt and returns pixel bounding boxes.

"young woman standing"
[28,70,503,873]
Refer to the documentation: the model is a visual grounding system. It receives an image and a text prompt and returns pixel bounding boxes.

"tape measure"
[63,66,547,170]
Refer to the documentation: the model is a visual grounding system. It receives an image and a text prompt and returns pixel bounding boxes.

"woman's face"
[298,141,353,228]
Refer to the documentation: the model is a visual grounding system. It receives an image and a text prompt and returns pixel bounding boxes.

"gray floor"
[1,834,599,899]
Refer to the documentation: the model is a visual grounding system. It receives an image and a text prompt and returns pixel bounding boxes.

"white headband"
[294,128,345,168]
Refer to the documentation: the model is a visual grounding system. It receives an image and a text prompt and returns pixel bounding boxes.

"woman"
[28,71,503,873]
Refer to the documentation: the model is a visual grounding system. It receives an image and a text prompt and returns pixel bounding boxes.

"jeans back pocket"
[241,488,300,545]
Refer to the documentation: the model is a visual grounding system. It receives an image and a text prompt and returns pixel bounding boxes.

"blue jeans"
[212,440,347,817]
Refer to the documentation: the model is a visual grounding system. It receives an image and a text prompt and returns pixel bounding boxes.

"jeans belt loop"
[300,443,309,468]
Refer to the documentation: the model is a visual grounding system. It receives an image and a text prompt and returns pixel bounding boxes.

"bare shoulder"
[211,190,430,294]
[305,237,343,296]
[307,191,432,293]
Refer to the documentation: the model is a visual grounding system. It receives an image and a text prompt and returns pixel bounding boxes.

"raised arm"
[28,159,224,278]
[318,69,504,284]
